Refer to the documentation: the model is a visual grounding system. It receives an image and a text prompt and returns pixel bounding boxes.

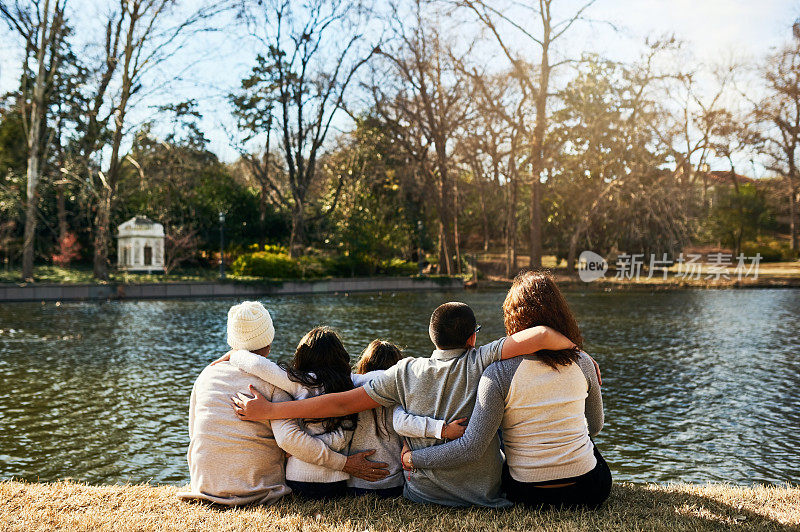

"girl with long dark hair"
[403,270,612,509]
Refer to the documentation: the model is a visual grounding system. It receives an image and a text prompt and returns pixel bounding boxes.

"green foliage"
[322,254,418,277]
[231,251,301,278]
[383,257,419,276]
[230,250,418,279]
[118,127,289,257]
[741,239,798,262]
[707,183,775,253]
[547,57,692,260]
[320,115,423,260]
[0,104,27,220]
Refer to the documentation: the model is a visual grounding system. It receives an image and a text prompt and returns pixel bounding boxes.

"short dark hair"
[429,302,476,349]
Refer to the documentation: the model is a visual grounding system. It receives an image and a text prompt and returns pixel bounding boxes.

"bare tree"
[755,37,800,251]
[369,0,471,274]
[232,0,378,257]
[457,65,531,277]
[452,0,598,268]
[164,226,199,275]
[1,0,68,281]
[83,0,221,280]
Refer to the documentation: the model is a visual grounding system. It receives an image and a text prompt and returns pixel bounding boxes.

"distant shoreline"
[0,276,465,303]
[470,272,800,290]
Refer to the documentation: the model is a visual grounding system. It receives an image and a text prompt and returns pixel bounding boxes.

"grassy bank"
[0,265,221,284]
[1,481,798,531]
[0,266,449,286]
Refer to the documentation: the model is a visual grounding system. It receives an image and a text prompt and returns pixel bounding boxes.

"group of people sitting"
[178,270,612,509]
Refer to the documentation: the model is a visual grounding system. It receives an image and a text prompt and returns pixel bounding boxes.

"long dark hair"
[355,340,403,437]
[281,326,357,432]
[502,270,583,370]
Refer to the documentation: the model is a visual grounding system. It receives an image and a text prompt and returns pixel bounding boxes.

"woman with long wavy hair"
[403,270,612,509]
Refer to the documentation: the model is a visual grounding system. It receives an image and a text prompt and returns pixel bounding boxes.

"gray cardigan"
[412,352,603,483]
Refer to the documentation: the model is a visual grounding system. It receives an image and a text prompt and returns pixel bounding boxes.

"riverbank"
[472,255,800,289]
[468,262,800,290]
[1,481,797,531]
[0,276,463,302]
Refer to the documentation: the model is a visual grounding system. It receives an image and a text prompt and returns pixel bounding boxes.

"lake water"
[0,289,798,486]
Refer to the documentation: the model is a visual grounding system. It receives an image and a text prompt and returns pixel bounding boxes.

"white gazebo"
[117,216,165,273]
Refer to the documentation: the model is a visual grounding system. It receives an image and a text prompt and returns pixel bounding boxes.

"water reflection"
[0,289,798,486]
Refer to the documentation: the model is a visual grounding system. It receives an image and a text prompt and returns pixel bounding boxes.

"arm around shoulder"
[270,388,348,471]
[392,406,445,439]
[577,352,604,436]
[411,372,505,469]
[500,326,576,360]
[229,350,309,398]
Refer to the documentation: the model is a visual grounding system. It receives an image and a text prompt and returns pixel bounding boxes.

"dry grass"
[1,481,798,531]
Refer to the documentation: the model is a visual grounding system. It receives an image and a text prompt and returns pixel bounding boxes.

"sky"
[1,0,798,167]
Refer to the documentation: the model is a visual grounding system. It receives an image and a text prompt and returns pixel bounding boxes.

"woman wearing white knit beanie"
[179,299,288,506]
[227,301,275,351]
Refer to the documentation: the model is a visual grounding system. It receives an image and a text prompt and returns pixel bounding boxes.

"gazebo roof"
[118,216,164,237]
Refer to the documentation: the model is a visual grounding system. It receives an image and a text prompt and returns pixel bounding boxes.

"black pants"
[502,445,612,509]
[286,480,348,500]
[348,485,404,498]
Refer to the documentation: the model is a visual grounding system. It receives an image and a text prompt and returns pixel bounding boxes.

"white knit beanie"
[227,301,275,351]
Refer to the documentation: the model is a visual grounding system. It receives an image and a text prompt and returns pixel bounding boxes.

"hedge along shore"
[1,481,798,531]
[0,276,464,303]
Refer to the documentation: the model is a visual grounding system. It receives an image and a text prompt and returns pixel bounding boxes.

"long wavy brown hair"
[502,270,582,369]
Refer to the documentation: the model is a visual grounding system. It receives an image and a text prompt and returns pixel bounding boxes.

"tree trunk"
[56,185,68,240]
[528,29,550,269]
[21,170,38,280]
[529,178,543,268]
[93,189,111,279]
[21,0,52,281]
[453,175,461,274]
[789,176,798,252]
[437,221,446,274]
[566,225,582,274]
[479,183,489,252]
[259,182,269,248]
[505,156,518,279]
[504,190,512,279]
[93,6,136,280]
[289,200,305,258]
[433,171,455,275]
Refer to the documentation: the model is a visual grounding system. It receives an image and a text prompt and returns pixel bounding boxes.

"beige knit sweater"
[177,360,348,505]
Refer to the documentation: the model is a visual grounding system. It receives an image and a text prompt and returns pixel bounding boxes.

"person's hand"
[231,385,273,421]
[400,441,413,470]
[211,351,232,366]
[590,356,602,386]
[441,417,467,440]
[342,450,389,481]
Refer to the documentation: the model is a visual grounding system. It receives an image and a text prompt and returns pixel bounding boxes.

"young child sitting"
[348,340,466,498]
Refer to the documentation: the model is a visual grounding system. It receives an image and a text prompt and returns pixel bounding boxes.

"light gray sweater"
[412,352,604,483]
[363,338,511,508]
